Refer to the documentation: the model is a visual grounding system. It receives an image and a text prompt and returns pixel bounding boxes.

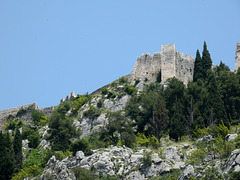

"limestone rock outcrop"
[41,145,189,180]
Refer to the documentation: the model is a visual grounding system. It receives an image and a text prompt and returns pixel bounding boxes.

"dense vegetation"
[1,42,240,179]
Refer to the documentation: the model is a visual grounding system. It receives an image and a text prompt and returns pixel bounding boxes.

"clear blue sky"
[0,0,240,111]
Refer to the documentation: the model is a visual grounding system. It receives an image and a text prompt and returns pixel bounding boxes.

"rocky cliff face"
[40,135,240,180]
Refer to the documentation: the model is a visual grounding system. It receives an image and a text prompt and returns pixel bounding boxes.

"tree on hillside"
[151,94,169,141]
[202,41,213,79]
[0,132,15,180]
[169,100,185,141]
[48,102,77,151]
[164,77,185,118]
[13,127,22,172]
[193,49,202,82]
[186,80,208,129]
[206,72,228,127]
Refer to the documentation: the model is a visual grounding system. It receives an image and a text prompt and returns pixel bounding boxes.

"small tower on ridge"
[235,42,240,71]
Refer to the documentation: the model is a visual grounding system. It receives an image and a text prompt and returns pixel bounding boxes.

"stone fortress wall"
[129,44,194,85]
[0,103,54,129]
[235,42,240,71]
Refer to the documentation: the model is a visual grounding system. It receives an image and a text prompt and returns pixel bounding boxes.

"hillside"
[1,42,240,180]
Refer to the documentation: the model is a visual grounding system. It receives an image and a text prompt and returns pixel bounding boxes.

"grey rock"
[103,95,130,112]
[126,170,145,180]
[152,153,162,164]
[39,139,50,151]
[173,162,185,170]
[76,151,85,160]
[235,154,240,164]
[196,135,215,143]
[130,154,143,166]
[234,165,240,172]
[47,156,58,168]
[164,146,181,161]
[222,149,240,174]
[226,133,238,142]
[178,165,195,180]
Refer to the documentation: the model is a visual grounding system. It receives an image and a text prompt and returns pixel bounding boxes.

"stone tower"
[130,44,194,85]
[235,42,240,71]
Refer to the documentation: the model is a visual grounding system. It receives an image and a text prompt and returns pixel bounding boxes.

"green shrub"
[56,101,71,118]
[31,109,45,125]
[202,167,224,180]
[134,79,140,86]
[192,126,208,139]
[71,94,90,115]
[101,88,108,95]
[27,131,40,148]
[12,164,43,180]
[188,148,206,165]
[141,150,152,167]
[118,131,136,148]
[155,169,181,180]
[119,77,128,84]
[214,135,235,159]
[136,132,160,149]
[229,171,240,180]
[72,166,95,180]
[23,149,43,168]
[110,82,118,88]
[97,99,104,108]
[83,105,101,119]
[70,138,92,156]
[38,116,49,126]
[124,85,137,95]
[107,91,116,99]
[16,108,27,117]
[209,120,229,139]
[22,127,40,148]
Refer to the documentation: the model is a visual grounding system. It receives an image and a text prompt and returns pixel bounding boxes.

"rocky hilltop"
[1,43,240,180]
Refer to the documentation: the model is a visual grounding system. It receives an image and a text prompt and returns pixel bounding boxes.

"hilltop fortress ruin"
[129,44,194,85]
[1,43,240,125]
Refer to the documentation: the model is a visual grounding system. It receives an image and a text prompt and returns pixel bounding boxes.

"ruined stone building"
[235,42,240,71]
[129,44,194,85]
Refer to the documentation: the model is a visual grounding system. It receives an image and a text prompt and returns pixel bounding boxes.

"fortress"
[129,44,194,85]
[1,43,240,126]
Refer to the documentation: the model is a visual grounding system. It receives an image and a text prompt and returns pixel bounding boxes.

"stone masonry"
[129,44,194,85]
[0,103,54,130]
[235,42,240,71]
